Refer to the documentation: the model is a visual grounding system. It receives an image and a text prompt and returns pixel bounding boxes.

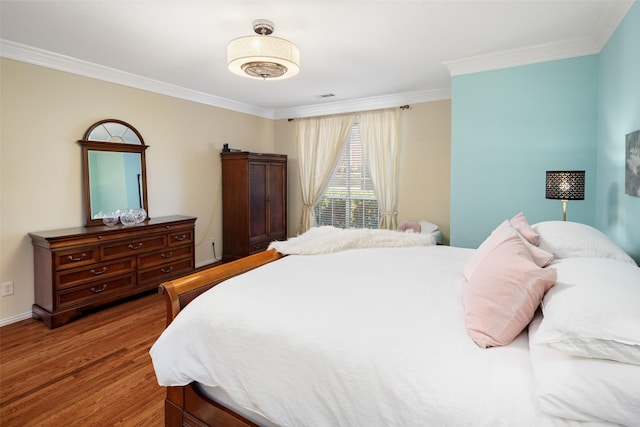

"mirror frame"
[78,119,149,226]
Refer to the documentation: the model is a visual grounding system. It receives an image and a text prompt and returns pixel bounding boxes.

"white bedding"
[150,246,615,427]
[268,226,436,255]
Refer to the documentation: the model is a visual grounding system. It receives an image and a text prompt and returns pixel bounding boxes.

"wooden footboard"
[158,249,284,427]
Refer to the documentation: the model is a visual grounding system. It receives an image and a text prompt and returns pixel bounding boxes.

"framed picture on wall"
[625,130,640,197]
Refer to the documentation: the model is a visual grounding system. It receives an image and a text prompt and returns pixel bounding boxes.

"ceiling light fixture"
[227,19,300,80]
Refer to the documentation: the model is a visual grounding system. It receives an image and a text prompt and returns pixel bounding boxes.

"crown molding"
[443,36,600,76]
[273,88,452,120]
[443,0,634,77]
[0,39,276,119]
[592,0,635,48]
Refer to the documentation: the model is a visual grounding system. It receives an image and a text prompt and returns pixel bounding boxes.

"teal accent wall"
[596,2,640,262]
[451,56,599,248]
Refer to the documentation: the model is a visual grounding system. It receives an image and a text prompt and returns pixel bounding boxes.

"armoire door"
[267,161,287,238]
[249,161,268,241]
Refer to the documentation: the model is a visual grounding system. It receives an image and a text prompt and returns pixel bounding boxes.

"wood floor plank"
[0,291,166,426]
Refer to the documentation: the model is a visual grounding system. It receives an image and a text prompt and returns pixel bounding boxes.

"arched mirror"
[79,119,149,226]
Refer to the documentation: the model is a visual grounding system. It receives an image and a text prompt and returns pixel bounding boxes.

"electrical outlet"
[2,281,14,297]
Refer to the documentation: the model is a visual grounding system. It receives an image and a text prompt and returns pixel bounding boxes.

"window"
[315,124,380,228]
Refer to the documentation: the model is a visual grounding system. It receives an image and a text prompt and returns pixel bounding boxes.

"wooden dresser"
[29,215,196,328]
[221,151,287,261]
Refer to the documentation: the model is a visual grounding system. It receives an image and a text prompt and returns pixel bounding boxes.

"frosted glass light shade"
[228,35,300,80]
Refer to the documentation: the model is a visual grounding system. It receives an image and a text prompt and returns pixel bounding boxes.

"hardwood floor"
[0,291,167,426]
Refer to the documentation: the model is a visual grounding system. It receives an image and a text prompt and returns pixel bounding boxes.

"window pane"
[314,124,380,229]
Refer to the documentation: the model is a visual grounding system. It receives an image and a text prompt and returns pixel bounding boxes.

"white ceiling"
[0,1,634,119]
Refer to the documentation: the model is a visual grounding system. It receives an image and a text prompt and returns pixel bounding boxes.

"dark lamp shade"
[546,171,585,200]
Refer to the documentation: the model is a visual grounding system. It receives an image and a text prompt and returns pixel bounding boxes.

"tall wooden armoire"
[221,151,287,261]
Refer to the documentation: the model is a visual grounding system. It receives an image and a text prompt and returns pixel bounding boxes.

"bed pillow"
[533,257,640,365]
[529,313,640,426]
[509,212,539,245]
[417,220,439,235]
[463,220,554,281]
[397,220,421,233]
[532,221,636,265]
[462,226,557,348]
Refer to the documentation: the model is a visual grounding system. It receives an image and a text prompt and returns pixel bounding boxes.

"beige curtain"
[359,108,400,230]
[296,114,356,234]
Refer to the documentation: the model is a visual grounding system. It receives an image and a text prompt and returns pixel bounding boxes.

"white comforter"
[268,226,436,255]
[150,246,612,427]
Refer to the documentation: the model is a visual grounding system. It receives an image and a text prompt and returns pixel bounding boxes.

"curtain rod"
[287,105,410,121]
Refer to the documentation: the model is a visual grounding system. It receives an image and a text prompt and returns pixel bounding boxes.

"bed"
[150,216,640,427]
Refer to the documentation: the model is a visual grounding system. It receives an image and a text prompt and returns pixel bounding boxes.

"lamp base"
[562,199,567,221]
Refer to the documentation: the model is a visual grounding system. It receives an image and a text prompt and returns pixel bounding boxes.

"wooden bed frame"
[158,249,284,427]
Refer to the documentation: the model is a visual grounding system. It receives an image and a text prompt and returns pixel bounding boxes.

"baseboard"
[0,311,32,327]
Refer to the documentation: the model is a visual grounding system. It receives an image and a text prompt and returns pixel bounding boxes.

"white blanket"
[268,226,436,255]
[150,246,612,427]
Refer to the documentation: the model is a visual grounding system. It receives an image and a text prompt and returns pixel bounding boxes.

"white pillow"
[533,257,640,365]
[418,220,439,234]
[529,313,640,426]
[532,221,636,265]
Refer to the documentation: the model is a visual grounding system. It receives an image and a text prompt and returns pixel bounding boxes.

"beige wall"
[397,101,451,243]
[0,58,275,323]
[274,100,451,243]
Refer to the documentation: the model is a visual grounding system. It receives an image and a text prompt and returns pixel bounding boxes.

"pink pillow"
[463,220,553,281]
[510,212,540,246]
[463,233,557,348]
[397,220,421,233]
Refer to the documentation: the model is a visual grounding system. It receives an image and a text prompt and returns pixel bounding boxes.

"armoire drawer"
[56,258,135,290]
[56,275,136,308]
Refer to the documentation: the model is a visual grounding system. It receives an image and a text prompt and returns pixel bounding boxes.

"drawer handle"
[67,253,87,262]
[160,251,173,258]
[90,284,108,293]
[90,267,107,275]
[161,266,174,274]
[128,242,144,250]
[173,234,187,241]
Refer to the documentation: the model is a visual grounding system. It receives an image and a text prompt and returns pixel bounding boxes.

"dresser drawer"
[168,229,194,247]
[101,234,167,260]
[138,258,194,288]
[54,247,99,270]
[56,275,136,309]
[56,259,135,290]
[137,245,193,270]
